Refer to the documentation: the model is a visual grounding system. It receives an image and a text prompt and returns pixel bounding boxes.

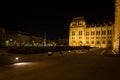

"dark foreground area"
[0,48,120,80]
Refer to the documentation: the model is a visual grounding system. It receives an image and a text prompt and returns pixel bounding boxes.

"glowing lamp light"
[15,57,19,60]
[13,62,31,66]
[68,50,71,52]
[13,62,37,66]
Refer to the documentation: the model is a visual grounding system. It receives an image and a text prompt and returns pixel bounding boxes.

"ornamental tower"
[113,0,120,54]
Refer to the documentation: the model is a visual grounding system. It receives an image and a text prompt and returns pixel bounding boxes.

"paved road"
[0,48,120,80]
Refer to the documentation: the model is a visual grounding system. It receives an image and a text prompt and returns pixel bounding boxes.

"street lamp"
[43,32,46,47]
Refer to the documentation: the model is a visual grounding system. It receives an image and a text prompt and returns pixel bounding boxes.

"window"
[107,30,112,35]
[86,41,89,44]
[108,36,112,39]
[78,21,83,25]
[96,37,100,39]
[104,31,106,35]
[109,30,112,34]
[108,41,111,44]
[97,41,100,44]
[102,37,106,39]
[91,41,94,44]
[102,41,105,44]
[79,37,82,39]
[96,31,98,35]
[72,31,75,36]
[96,31,99,35]
[79,31,82,35]
[86,32,89,36]
[72,37,75,39]
[91,31,95,35]
[86,37,89,39]
[110,36,112,39]
[72,41,76,43]
[80,41,82,43]
[102,31,104,35]
[91,37,94,39]
[102,31,106,35]
[98,31,100,35]
[107,30,109,34]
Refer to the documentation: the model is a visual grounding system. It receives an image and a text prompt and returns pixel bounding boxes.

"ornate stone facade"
[69,17,114,48]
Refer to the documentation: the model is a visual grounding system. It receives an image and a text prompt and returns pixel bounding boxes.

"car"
[48,52,53,56]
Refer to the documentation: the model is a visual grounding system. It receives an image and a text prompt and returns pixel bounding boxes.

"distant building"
[5,31,56,47]
[5,31,44,47]
[69,17,114,48]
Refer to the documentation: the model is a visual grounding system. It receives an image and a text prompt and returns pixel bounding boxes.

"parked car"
[48,52,53,56]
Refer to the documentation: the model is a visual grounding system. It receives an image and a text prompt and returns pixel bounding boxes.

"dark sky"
[0,0,115,40]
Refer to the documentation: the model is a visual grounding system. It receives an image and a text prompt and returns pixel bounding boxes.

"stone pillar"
[113,0,120,54]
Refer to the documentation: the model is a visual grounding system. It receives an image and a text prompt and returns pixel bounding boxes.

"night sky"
[0,0,115,40]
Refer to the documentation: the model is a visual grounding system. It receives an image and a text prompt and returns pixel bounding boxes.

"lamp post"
[43,32,46,47]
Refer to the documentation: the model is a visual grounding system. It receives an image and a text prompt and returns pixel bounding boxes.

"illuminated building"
[113,0,120,54]
[69,17,114,48]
